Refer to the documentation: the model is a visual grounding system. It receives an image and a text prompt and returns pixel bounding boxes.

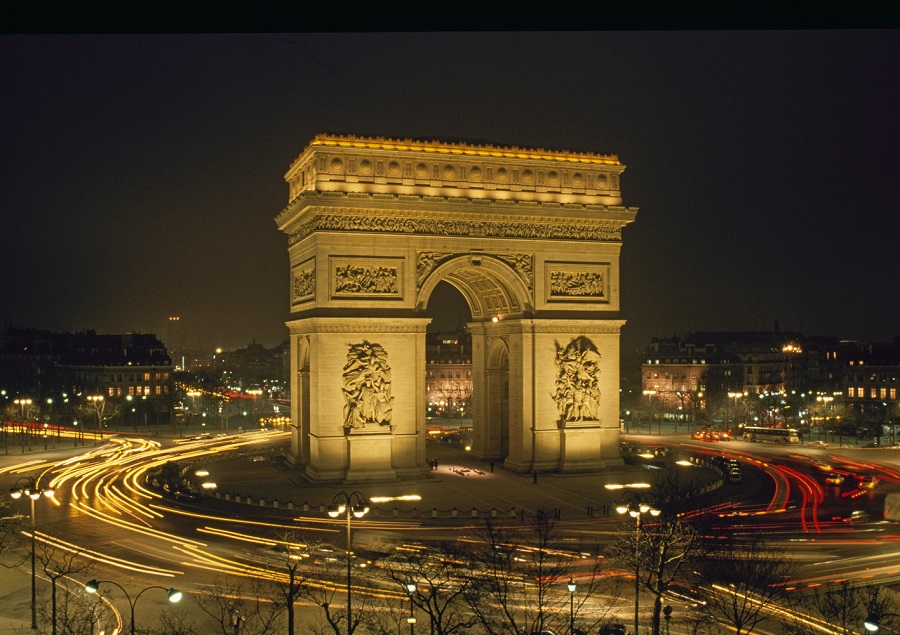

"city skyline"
[3,31,898,353]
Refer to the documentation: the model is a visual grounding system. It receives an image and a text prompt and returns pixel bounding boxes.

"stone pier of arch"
[275,134,638,483]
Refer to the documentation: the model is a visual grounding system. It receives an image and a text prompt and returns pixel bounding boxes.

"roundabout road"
[2,428,900,631]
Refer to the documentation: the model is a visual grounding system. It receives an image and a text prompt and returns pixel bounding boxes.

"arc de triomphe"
[276,135,637,482]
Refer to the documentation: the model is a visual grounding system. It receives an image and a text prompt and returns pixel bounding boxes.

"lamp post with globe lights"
[614,488,660,635]
[84,579,181,635]
[10,476,55,629]
[14,397,32,452]
[405,582,417,634]
[327,491,369,634]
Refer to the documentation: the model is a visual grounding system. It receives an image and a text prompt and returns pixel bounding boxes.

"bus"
[741,426,800,444]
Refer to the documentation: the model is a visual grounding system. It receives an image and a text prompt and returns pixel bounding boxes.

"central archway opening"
[424,280,511,460]
[424,281,472,438]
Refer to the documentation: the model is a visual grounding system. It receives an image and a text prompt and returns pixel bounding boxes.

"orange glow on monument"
[277,134,637,482]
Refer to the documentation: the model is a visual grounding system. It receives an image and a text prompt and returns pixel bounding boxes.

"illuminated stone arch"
[277,134,637,482]
[416,254,532,321]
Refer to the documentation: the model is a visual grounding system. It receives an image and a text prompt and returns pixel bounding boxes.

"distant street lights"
[327,491,369,634]
[10,476,55,630]
[616,489,660,635]
[84,579,182,635]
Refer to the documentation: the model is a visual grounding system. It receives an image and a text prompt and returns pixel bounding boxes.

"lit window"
[880,388,887,399]
[871,388,877,399]
[848,387,855,398]
[891,388,897,399]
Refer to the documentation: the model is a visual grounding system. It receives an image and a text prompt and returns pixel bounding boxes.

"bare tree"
[380,540,479,635]
[813,580,889,635]
[45,583,112,635]
[194,575,285,635]
[154,604,198,635]
[463,510,612,635]
[694,530,795,635]
[36,541,90,635]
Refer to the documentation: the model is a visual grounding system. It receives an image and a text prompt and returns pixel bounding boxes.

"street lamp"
[84,579,182,635]
[616,491,660,635]
[864,612,900,633]
[246,389,264,427]
[728,391,744,428]
[327,491,369,634]
[567,578,576,634]
[817,395,834,444]
[642,390,656,434]
[10,476,55,630]
[405,582,417,634]
[14,397,32,452]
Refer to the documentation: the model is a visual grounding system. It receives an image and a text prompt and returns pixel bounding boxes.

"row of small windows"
[847,387,897,399]
[849,373,898,382]
[106,385,169,397]
[647,359,708,365]
[108,372,169,383]
[650,384,702,393]
[428,370,472,379]
[647,372,701,382]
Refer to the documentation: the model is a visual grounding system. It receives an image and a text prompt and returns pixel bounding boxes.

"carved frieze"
[288,211,623,246]
[331,258,403,298]
[291,259,316,305]
[342,341,393,429]
[553,336,602,424]
[545,262,609,303]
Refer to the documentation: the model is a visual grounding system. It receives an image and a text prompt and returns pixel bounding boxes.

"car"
[825,474,845,485]
[599,625,627,635]
[808,440,830,448]
[856,475,879,489]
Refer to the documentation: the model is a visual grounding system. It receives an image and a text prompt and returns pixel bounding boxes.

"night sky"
[2,31,898,354]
